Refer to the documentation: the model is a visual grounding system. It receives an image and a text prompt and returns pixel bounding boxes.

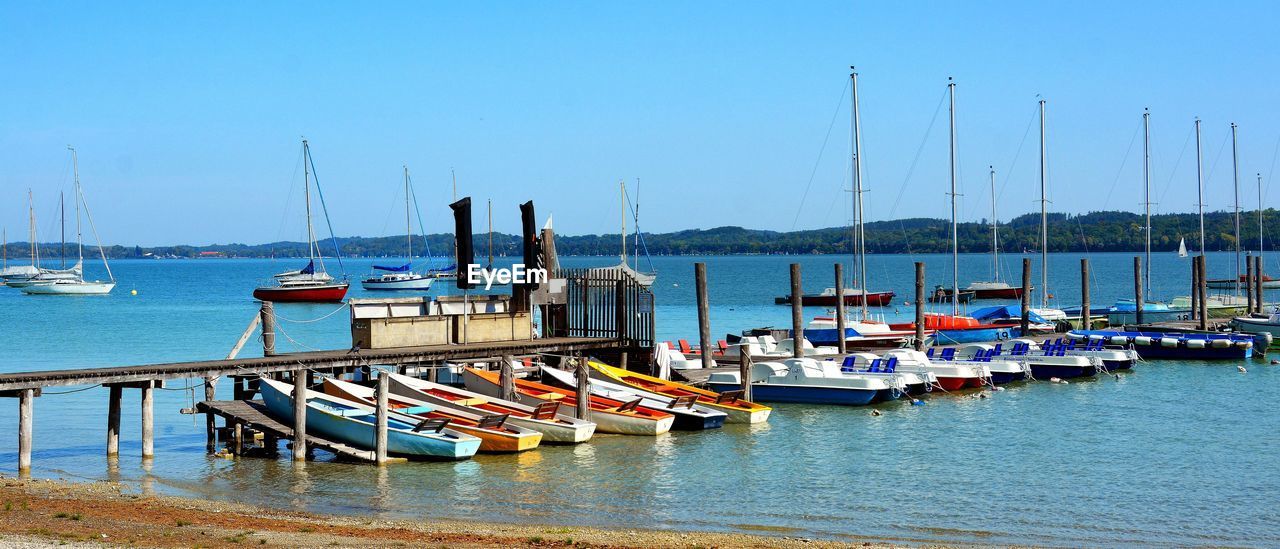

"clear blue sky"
[2,1,1278,246]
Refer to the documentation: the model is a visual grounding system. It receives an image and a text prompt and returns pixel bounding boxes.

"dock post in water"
[499,356,516,402]
[107,385,122,456]
[1134,256,1145,325]
[141,381,155,459]
[738,344,753,401]
[574,357,591,421]
[18,388,35,472]
[914,262,925,351]
[1080,258,1090,329]
[375,373,389,465]
[834,263,846,354]
[790,263,803,358]
[260,301,277,357]
[203,376,216,454]
[1020,259,1031,335]
[616,279,629,370]
[1247,254,1254,313]
[1256,255,1265,313]
[695,263,712,369]
[1190,257,1200,321]
[292,371,307,461]
[1197,255,1208,330]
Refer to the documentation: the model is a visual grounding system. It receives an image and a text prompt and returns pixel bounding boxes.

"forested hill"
[6,210,1278,259]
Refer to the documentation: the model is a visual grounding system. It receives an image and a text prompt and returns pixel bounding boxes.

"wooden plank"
[196,400,404,463]
[0,337,618,391]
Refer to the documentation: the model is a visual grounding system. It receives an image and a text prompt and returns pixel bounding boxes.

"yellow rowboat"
[387,372,596,444]
[588,361,772,424]
[323,377,542,453]
[463,368,675,436]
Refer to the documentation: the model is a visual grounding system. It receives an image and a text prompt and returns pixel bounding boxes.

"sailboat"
[22,147,115,295]
[5,192,81,287]
[1029,98,1066,321]
[253,140,349,302]
[1209,125,1275,290]
[963,167,1026,299]
[362,167,434,291]
[589,180,656,286]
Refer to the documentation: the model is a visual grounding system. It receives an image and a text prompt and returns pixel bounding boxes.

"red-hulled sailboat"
[253,139,349,303]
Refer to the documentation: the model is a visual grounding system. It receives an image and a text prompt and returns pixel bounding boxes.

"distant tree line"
[3,210,1277,260]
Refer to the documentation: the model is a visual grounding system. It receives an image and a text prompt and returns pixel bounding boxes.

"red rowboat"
[253,282,349,303]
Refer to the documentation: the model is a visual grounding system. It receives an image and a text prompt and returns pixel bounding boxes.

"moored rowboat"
[463,368,674,436]
[387,372,595,444]
[588,361,772,423]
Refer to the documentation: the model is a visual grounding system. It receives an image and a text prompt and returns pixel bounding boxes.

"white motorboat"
[706,357,906,406]
[881,348,990,391]
[828,352,939,394]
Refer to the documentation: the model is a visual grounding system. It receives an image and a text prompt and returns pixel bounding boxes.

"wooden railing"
[552,267,655,349]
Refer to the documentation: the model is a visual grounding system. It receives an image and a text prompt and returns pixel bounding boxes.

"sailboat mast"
[487,198,493,268]
[451,169,457,261]
[60,191,65,268]
[1195,118,1205,255]
[303,140,317,264]
[405,166,413,260]
[619,180,627,265]
[634,178,641,271]
[948,78,959,316]
[1143,108,1152,291]
[989,166,998,282]
[1231,123,1241,296]
[1039,98,1048,309]
[28,190,37,267]
[70,146,83,271]
[1260,173,1266,258]
[851,67,869,319]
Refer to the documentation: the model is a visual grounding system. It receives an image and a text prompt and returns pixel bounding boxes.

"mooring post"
[499,356,517,402]
[292,370,307,461]
[615,279,627,344]
[574,357,591,421]
[914,262,925,351]
[375,373,389,465]
[1192,254,1203,327]
[1134,256,1145,325]
[18,388,34,472]
[203,376,216,454]
[260,300,277,357]
[1246,254,1254,314]
[1080,258,1091,329]
[107,385,122,456]
[140,381,155,459]
[1256,255,1265,313]
[834,263,847,354]
[1020,259,1031,335]
[790,263,803,358]
[695,262,712,369]
[738,344,753,401]
[1190,258,1200,321]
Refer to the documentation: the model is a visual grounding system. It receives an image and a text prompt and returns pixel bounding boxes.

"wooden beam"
[141,383,154,459]
[107,386,122,456]
[18,388,34,472]
[293,373,307,461]
[375,374,389,465]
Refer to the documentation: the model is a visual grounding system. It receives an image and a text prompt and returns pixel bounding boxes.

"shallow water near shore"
[0,252,1278,546]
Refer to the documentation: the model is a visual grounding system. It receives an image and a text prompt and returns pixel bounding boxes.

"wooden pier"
[196,399,406,463]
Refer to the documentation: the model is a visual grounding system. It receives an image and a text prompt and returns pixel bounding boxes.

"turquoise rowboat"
[258,377,481,460]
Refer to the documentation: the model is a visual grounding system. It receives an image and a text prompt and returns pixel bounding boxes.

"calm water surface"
[0,252,1277,547]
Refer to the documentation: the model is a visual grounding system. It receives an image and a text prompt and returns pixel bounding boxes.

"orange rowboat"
[463,368,674,436]
[323,377,542,453]
[587,361,771,424]
[386,373,595,444]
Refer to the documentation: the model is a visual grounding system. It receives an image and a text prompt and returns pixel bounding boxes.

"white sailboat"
[589,180,656,286]
[22,147,116,295]
[5,192,81,287]
[1031,98,1066,321]
[962,166,1024,299]
[1177,238,1188,258]
[363,166,434,291]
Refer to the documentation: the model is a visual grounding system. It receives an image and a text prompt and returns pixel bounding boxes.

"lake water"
[0,251,1277,547]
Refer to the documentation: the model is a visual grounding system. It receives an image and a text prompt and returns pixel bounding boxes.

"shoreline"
[0,476,897,548]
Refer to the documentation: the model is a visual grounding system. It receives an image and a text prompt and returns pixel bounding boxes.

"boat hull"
[935,376,982,391]
[1230,317,1280,343]
[971,287,1025,299]
[989,371,1029,384]
[774,291,894,307]
[388,374,594,444]
[587,362,772,423]
[1028,363,1096,379]
[361,277,434,291]
[21,281,115,295]
[707,382,879,406]
[253,283,349,302]
[931,326,1019,344]
[462,369,673,435]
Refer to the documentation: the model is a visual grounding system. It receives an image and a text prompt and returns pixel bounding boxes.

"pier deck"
[196,399,405,463]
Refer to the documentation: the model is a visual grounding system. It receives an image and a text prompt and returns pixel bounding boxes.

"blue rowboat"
[932,326,1020,345]
[1067,330,1254,360]
[258,377,481,460]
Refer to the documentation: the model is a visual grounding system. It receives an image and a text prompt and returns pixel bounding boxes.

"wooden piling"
[615,279,627,345]
[375,373,389,465]
[499,356,516,402]
[1256,255,1265,313]
[574,357,591,421]
[1246,254,1254,314]
[914,262,925,351]
[292,371,307,461]
[1191,257,1200,321]
[1134,256,1145,325]
[695,263,712,369]
[18,389,34,472]
[260,301,277,357]
[834,263,847,354]
[1080,258,1090,329]
[1020,259,1031,335]
[1197,255,1208,330]
[140,382,154,459]
[203,377,216,454]
[107,385,122,456]
[790,263,803,358]
[738,344,753,401]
